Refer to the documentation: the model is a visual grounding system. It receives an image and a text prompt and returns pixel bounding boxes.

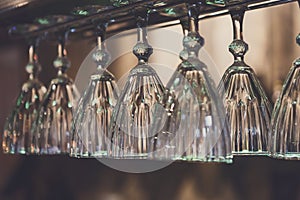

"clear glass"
[34,32,79,155]
[270,34,300,160]
[71,70,119,157]
[70,15,119,158]
[150,3,232,163]
[2,27,46,154]
[110,13,165,159]
[218,9,272,155]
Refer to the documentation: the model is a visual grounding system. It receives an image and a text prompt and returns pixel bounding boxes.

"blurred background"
[1,1,300,200]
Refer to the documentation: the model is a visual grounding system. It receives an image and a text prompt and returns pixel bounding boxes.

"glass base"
[181,156,233,164]
[40,147,69,155]
[270,153,300,160]
[112,153,148,159]
[3,147,39,155]
[150,155,233,164]
[148,155,182,162]
[232,150,269,156]
[70,151,109,158]
[92,151,109,158]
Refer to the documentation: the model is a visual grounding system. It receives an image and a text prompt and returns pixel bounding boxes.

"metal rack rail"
[1,0,297,39]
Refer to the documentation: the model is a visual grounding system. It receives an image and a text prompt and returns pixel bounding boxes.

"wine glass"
[150,2,232,163]
[270,33,300,160]
[33,15,79,154]
[70,6,119,158]
[2,24,47,155]
[218,7,272,155]
[110,10,165,159]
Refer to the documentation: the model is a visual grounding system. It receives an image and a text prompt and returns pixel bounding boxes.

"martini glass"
[218,7,272,155]
[70,6,119,158]
[2,24,46,155]
[150,2,232,163]
[110,10,165,159]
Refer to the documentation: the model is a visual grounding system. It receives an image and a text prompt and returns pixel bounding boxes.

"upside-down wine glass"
[110,9,165,159]
[2,24,47,154]
[151,2,232,163]
[70,6,119,158]
[34,16,79,154]
[218,7,272,155]
[270,18,300,159]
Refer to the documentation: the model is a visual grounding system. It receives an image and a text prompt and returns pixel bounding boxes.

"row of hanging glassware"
[2,1,300,163]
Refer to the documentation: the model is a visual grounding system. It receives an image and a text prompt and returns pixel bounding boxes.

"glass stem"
[136,11,149,43]
[58,42,66,75]
[179,17,189,61]
[57,31,69,58]
[28,45,35,80]
[230,8,246,61]
[188,15,198,34]
[180,17,189,36]
[187,3,199,34]
[28,37,40,63]
[93,21,111,71]
[137,26,149,63]
[137,26,146,44]
[27,38,40,80]
[55,31,70,75]
[95,22,108,50]
[97,36,102,50]
[28,45,35,63]
[58,41,66,58]
[184,3,203,59]
[137,20,148,45]
[231,12,244,41]
[133,12,153,64]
